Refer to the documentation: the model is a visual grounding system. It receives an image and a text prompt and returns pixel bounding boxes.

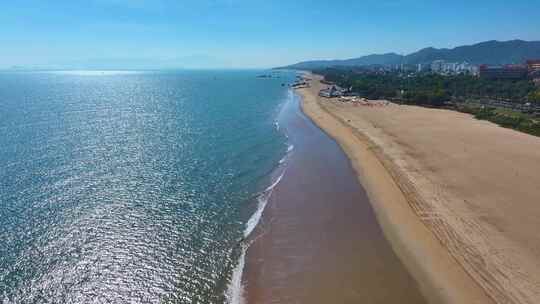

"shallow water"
[244,92,427,304]
[0,70,294,303]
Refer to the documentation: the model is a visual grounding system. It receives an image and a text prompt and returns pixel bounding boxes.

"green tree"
[528,90,540,104]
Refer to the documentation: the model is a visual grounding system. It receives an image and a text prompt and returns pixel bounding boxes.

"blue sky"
[1,0,539,69]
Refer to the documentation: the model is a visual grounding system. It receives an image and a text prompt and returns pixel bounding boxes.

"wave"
[224,86,296,304]
[224,170,285,304]
[224,244,247,304]
[243,171,284,238]
[287,144,294,153]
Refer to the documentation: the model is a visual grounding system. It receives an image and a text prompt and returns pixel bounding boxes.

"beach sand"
[243,90,426,303]
[297,74,540,304]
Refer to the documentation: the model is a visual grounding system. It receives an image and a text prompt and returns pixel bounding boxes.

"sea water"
[0,70,295,303]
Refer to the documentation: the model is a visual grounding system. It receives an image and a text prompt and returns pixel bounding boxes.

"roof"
[479,64,527,70]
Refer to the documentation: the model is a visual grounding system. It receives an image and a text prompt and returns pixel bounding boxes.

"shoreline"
[242,87,427,303]
[295,73,495,304]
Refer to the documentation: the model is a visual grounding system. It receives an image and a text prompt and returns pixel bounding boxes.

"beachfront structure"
[479,64,528,80]
[319,86,343,98]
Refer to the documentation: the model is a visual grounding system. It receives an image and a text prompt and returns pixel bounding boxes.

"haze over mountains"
[282,40,540,70]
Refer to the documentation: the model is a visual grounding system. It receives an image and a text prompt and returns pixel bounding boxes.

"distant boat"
[257,74,272,78]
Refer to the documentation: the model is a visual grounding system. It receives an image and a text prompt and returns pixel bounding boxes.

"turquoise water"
[0,70,295,303]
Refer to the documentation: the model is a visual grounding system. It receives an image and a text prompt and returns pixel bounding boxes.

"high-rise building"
[428,60,478,76]
[417,63,430,72]
[468,65,480,76]
[445,62,457,72]
[431,60,444,73]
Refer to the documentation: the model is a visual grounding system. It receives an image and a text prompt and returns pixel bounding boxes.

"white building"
[431,60,445,73]
[417,63,430,72]
[429,60,479,76]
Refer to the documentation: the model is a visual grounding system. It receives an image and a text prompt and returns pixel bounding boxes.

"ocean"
[0,70,296,303]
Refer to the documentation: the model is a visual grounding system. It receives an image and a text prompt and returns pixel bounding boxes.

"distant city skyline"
[1,0,539,69]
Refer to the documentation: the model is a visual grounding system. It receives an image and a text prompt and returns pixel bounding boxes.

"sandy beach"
[243,91,426,303]
[296,73,540,304]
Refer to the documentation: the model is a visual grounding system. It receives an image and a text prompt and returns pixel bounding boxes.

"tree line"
[316,68,539,107]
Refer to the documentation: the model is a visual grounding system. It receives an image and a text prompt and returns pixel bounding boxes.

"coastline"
[242,88,426,303]
[295,73,495,304]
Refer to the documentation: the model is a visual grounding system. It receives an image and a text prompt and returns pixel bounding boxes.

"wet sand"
[294,73,540,304]
[243,92,426,303]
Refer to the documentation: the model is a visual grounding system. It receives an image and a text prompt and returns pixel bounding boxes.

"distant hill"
[404,40,540,64]
[282,53,403,69]
[281,40,540,69]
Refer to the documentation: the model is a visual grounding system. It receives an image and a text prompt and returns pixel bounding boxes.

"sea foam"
[224,170,285,304]
[224,88,296,304]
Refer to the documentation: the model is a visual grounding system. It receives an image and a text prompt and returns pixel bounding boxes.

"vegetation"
[457,105,540,137]
[315,68,540,137]
[528,90,540,103]
[316,69,538,107]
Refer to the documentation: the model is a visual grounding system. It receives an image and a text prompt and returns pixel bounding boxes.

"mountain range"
[282,40,540,69]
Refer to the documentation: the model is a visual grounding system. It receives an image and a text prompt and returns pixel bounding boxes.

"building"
[456,62,470,74]
[399,64,416,72]
[479,64,528,80]
[527,60,540,73]
[431,60,445,73]
[429,60,478,75]
[319,86,343,98]
[444,62,457,73]
[468,65,480,76]
[416,63,431,72]
[455,62,479,76]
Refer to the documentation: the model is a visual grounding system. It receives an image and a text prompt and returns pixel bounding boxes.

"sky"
[1,0,539,69]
